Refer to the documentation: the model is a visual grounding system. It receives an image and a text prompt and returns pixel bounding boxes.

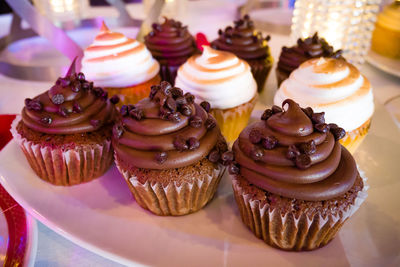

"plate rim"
[366,50,400,78]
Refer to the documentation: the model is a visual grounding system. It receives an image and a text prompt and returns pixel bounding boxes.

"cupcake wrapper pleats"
[231,169,368,251]
[340,118,371,154]
[11,116,113,186]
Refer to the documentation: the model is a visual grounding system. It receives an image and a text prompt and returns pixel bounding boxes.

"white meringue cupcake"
[274,57,374,153]
[175,46,258,142]
[81,22,160,106]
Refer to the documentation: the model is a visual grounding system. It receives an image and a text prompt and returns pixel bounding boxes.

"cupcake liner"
[11,117,113,186]
[248,58,273,93]
[105,75,161,107]
[159,63,180,86]
[275,68,290,88]
[210,94,258,143]
[115,158,225,216]
[231,168,368,251]
[340,118,371,154]
[371,24,400,59]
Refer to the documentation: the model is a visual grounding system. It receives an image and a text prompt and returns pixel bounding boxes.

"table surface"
[0,1,399,266]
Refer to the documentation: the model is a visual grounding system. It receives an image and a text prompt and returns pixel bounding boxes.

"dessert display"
[274,57,374,153]
[81,22,160,106]
[144,18,198,85]
[276,33,343,86]
[112,81,229,216]
[210,15,273,92]
[371,1,400,59]
[229,99,368,251]
[11,59,119,186]
[175,46,258,142]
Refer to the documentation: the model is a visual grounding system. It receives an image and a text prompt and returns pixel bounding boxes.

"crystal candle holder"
[291,0,382,66]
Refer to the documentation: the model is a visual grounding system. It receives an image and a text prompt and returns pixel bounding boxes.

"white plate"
[366,50,400,78]
[0,103,400,266]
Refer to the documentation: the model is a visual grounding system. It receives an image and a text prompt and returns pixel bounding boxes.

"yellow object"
[371,1,400,59]
[339,118,371,154]
[210,95,258,142]
[105,75,161,107]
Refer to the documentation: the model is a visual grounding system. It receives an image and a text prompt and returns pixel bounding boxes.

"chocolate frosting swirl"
[21,59,118,134]
[113,81,229,170]
[277,33,343,75]
[144,18,197,65]
[210,15,271,60]
[231,99,358,201]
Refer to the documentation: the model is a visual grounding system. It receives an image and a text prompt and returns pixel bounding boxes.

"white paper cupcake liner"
[11,116,113,186]
[231,167,368,251]
[115,158,225,216]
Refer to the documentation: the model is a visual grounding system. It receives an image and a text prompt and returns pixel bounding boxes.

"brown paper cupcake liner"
[105,75,161,107]
[248,57,273,93]
[116,159,225,216]
[210,94,258,142]
[159,63,180,86]
[340,118,371,154]
[231,169,368,251]
[11,117,113,186]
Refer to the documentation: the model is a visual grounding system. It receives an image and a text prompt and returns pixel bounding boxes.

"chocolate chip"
[82,82,91,90]
[168,112,181,122]
[261,109,273,120]
[184,92,195,104]
[101,90,108,100]
[130,108,144,120]
[328,123,338,129]
[205,117,216,130]
[25,98,43,111]
[314,123,329,133]
[160,81,172,94]
[92,87,104,97]
[218,29,223,35]
[165,97,177,112]
[298,140,316,155]
[265,35,271,41]
[90,119,101,127]
[221,151,234,165]
[113,124,124,139]
[261,136,278,150]
[155,151,168,164]
[170,87,183,99]
[173,135,188,151]
[228,163,240,174]
[200,101,211,112]
[208,150,220,163]
[311,112,325,124]
[149,85,159,99]
[331,127,346,141]
[77,72,85,81]
[110,95,120,104]
[148,31,155,37]
[271,105,282,114]
[216,139,228,152]
[286,145,300,159]
[120,105,129,116]
[187,137,200,151]
[72,102,82,113]
[250,147,264,161]
[58,77,70,87]
[244,14,250,20]
[225,38,232,44]
[301,107,314,118]
[249,128,263,144]
[180,104,192,116]
[295,154,311,169]
[189,116,203,128]
[40,116,52,125]
[175,96,187,106]
[51,94,64,105]
[71,81,81,93]
[58,106,68,117]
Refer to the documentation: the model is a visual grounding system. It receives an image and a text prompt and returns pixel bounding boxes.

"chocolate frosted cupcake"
[229,99,368,251]
[210,15,273,92]
[113,81,228,216]
[145,18,197,85]
[11,59,119,185]
[276,33,343,86]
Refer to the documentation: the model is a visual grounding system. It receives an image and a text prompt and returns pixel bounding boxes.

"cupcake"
[210,14,273,92]
[11,59,118,186]
[81,22,160,106]
[112,81,229,216]
[175,46,258,142]
[229,99,368,251]
[144,18,198,85]
[371,1,400,59]
[274,58,374,153]
[276,32,343,86]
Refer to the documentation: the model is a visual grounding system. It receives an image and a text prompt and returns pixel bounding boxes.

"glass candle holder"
[33,0,85,26]
[291,0,382,66]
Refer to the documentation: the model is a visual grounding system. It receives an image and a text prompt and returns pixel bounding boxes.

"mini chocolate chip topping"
[21,58,117,134]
